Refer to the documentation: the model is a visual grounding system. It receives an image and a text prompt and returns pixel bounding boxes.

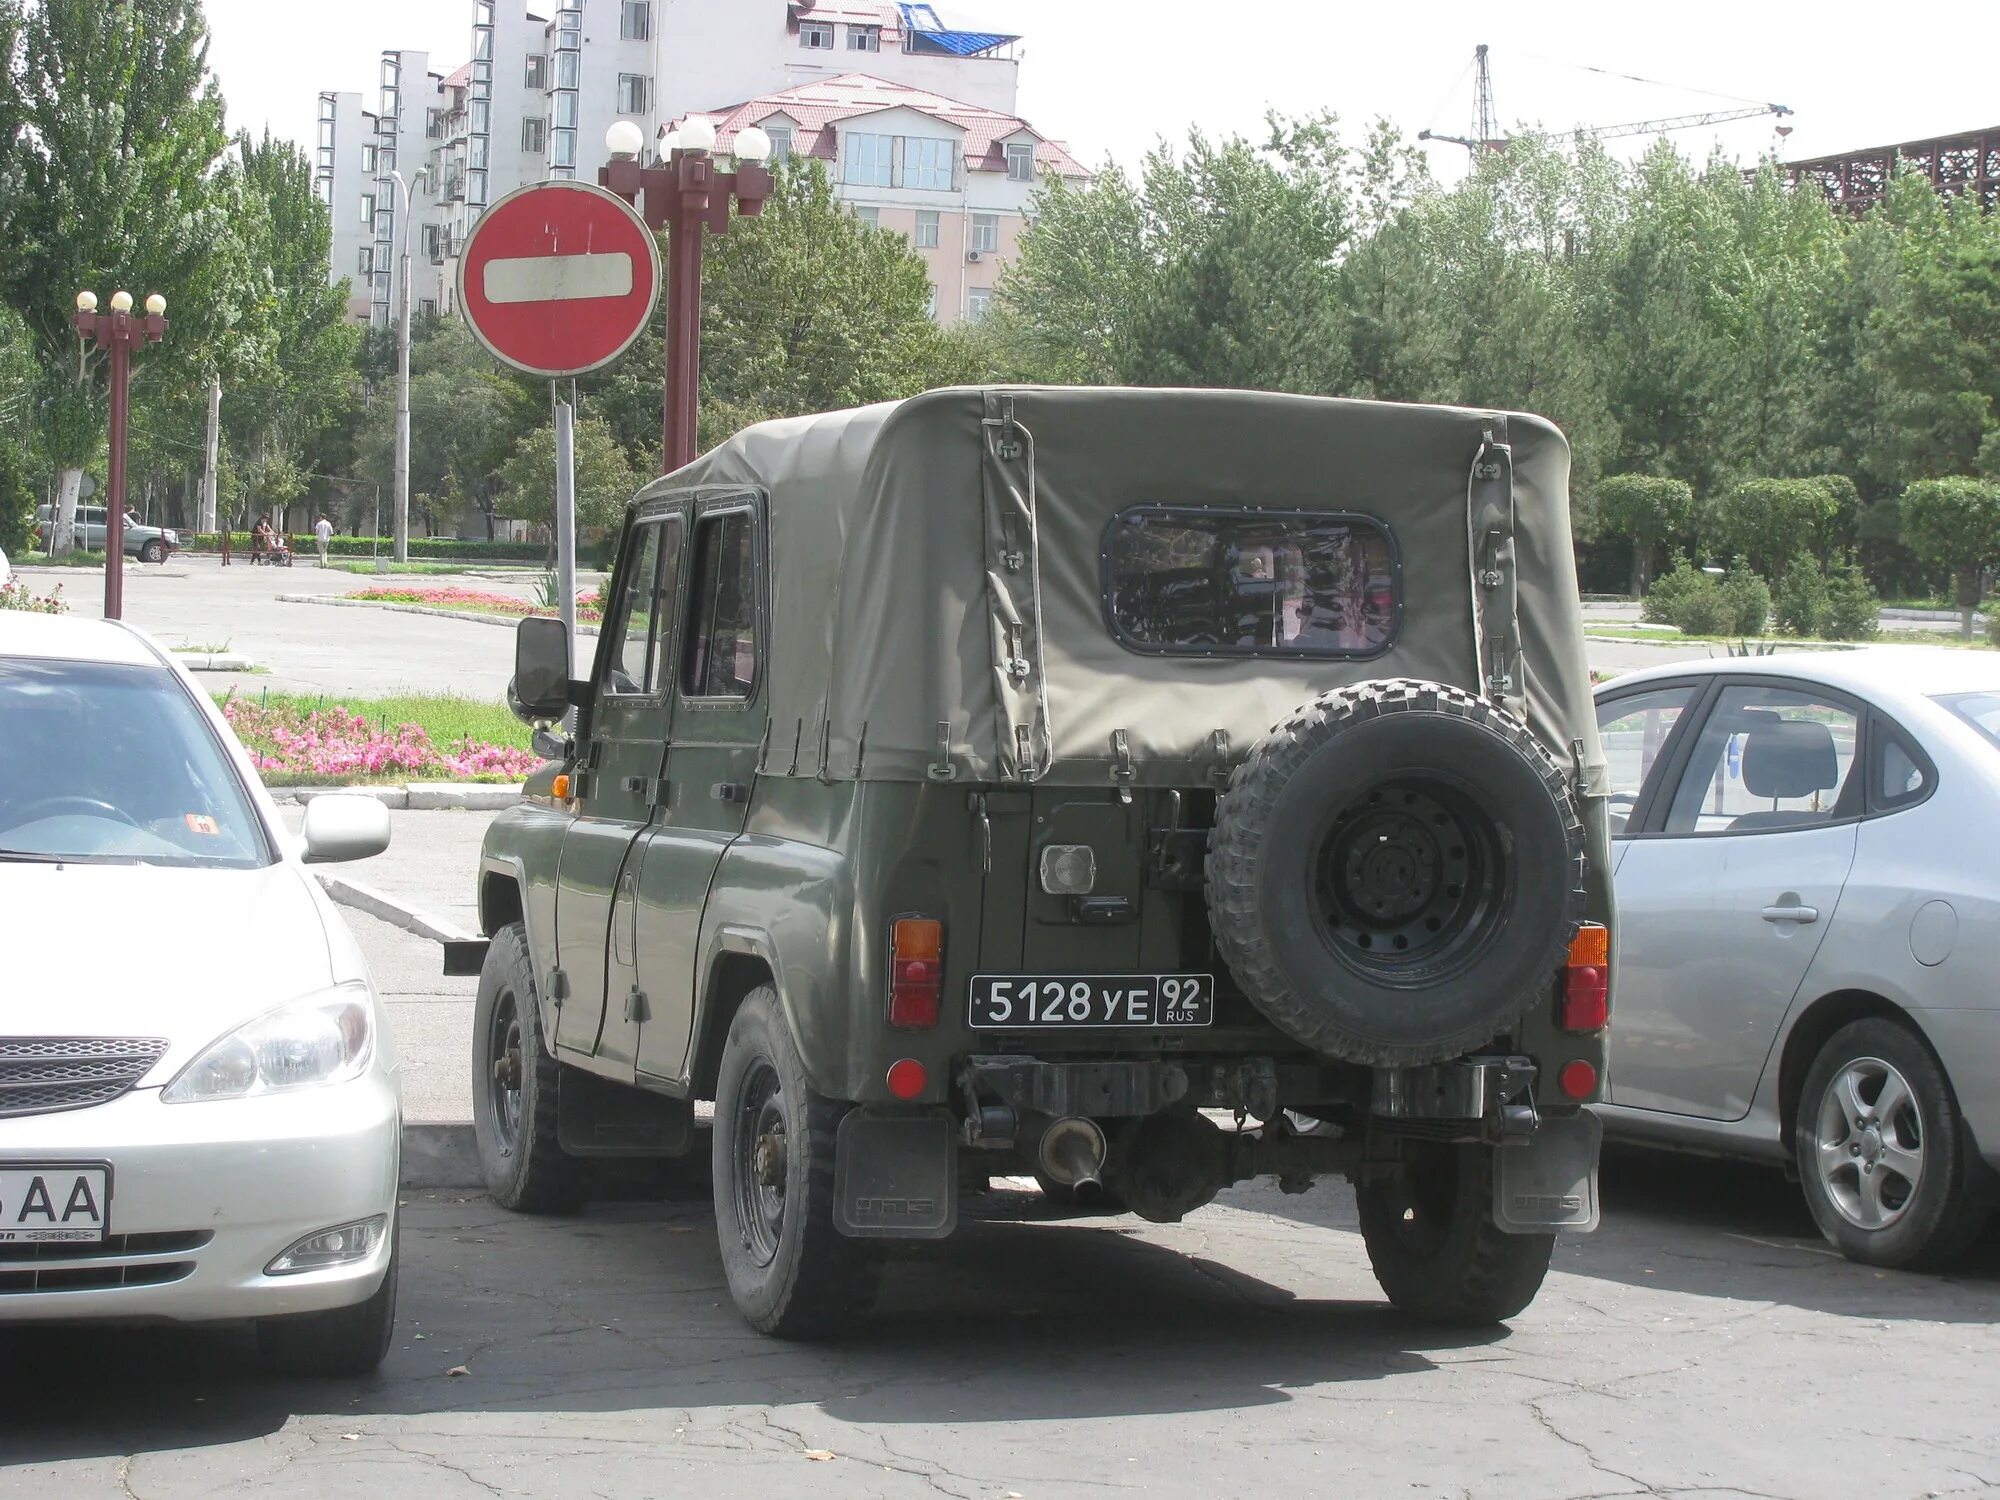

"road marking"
[483,251,634,305]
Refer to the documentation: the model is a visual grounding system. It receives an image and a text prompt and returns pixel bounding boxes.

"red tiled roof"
[438,62,471,91]
[680,73,1089,180]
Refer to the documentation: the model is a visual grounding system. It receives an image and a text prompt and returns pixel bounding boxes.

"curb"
[315,871,477,945]
[403,1123,481,1188]
[277,593,601,637]
[173,652,256,672]
[270,783,525,810]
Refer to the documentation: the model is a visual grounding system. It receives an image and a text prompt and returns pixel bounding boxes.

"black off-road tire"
[1207,679,1585,1067]
[472,922,586,1213]
[712,988,881,1338]
[1358,1142,1553,1325]
[1795,1018,1990,1270]
[257,1216,399,1376]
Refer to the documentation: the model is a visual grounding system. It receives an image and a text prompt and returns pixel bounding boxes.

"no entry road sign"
[458,180,662,379]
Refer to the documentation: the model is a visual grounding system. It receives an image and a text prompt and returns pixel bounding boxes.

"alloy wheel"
[1814,1055,1924,1231]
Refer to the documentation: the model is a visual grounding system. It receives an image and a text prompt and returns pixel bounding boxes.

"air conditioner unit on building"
[965,249,982,263]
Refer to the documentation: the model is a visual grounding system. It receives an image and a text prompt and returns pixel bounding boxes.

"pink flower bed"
[349,585,603,621]
[222,701,541,782]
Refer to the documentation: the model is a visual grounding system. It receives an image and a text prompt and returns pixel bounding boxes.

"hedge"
[181,533,549,562]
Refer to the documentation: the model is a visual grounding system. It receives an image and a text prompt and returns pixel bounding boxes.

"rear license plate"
[968,974,1214,1029]
[0,1163,112,1243]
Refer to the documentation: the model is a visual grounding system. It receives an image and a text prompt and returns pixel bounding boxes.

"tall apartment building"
[316,2,1073,330]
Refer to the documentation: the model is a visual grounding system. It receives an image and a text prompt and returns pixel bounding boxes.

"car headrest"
[1741,717,1838,800]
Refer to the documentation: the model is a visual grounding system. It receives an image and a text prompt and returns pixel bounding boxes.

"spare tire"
[1206,679,1585,1067]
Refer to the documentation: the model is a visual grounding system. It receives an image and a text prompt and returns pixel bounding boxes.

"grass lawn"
[14,550,109,568]
[318,559,554,576]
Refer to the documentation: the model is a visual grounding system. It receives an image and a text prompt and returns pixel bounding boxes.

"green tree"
[1899,475,2000,637]
[1705,477,1841,577]
[354,321,537,538]
[0,0,250,551]
[694,162,951,447]
[1593,474,1695,595]
[495,415,637,538]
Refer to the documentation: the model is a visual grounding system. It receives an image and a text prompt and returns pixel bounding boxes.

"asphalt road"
[4,1157,1996,1498]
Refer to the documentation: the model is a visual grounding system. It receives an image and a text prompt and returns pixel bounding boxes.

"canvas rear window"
[1103,506,1399,658]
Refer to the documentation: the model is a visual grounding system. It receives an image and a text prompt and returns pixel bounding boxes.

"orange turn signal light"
[551,773,572,800]
[1567,922,1610,968]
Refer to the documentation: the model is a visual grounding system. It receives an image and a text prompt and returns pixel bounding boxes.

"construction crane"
[1419,44,1792,158]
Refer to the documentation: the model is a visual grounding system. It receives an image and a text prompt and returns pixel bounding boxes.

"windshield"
[0,658,271,867]
[1935,692,2000,756]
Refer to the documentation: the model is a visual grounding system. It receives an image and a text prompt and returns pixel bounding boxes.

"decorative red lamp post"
[73,289,168,620]
[599,118,773,472]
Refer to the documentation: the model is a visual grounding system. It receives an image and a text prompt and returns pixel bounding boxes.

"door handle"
[1761,904,1820,925]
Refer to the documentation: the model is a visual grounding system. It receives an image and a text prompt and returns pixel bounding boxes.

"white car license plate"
[968,974,1215,1029]
[0,1163,112,1244]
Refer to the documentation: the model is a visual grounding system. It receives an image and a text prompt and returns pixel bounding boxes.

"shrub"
[1640,555,1710,626]
[0,578,67,613]
[1822,558,1880,641]
[1988,602,2000,648]
[1718,559,1771,636]
[1773,556,1830,637]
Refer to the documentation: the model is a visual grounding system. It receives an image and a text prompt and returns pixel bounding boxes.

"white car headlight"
[162,983,375,1103]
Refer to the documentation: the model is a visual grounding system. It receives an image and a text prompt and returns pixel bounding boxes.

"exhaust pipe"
[1038,1117,1108,1194]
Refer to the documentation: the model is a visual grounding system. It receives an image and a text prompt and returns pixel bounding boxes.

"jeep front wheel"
[712,987,880,1337]
[472,923,585,1213]
[1357,1141,1553,1325]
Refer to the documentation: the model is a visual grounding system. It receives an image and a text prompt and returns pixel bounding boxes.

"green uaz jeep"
[461,387,1614,1337]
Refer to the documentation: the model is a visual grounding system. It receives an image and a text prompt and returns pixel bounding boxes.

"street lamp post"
[73,290,167,621]
[388,169,426,563]
[600,118,773,472]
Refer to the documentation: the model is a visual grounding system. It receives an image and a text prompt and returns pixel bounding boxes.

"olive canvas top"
[635,386,1604,791]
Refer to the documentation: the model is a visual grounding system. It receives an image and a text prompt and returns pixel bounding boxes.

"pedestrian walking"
[314,513,334,565]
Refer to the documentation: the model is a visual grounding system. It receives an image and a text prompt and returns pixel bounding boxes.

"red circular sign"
[457,180,661,378]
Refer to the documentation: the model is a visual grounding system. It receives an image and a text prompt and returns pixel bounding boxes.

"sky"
[206,0,2000,181]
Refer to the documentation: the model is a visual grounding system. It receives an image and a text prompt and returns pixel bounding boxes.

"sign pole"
[553,388,579,680]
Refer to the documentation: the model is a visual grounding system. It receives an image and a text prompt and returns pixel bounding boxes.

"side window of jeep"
[601,518,683,697]
[681,510,759,700]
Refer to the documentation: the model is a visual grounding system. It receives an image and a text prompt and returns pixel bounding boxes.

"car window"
[1103,506,1398,657]
[1873,719,1931,810]
[0,658,270,867]
[1594,685,1695,834]
[1934,691,2000,755]
[1663,685,1860,836]
[600,518,682,697]
[681,511,758,700]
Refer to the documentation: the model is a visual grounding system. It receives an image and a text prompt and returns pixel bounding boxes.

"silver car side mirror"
[301,794,392,864]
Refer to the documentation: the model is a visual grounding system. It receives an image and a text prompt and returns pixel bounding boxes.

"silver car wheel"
[1814,1055,1923,1231]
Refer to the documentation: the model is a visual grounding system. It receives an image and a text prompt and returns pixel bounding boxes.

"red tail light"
[888,917,943,1030]
[1562,922,1610,1032]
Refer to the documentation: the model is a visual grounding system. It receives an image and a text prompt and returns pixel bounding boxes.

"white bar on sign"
[483,251,634,305]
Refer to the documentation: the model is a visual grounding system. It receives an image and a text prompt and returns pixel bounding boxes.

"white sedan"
[0,613,402,1373]
[1593,649,2000,1269]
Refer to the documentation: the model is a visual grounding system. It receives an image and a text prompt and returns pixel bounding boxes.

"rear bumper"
[0,1072,399,1324]
[1912,1008,2000,1173]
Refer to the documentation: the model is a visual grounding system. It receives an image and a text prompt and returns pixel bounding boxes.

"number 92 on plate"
[968,974,1215,1029]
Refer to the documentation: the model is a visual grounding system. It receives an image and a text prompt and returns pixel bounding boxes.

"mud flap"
[1494,1109,1601,1233]
[834,1109,958,1240]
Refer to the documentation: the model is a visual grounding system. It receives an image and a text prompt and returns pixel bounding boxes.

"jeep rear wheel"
[712,988,880,1337]
[1207,679,1585,1067]
[1358,1142,1553,1325]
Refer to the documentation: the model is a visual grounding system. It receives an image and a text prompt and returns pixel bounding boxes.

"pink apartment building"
[679,72,1090,326]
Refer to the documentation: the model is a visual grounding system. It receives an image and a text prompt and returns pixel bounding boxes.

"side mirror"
[511,616,573,725]
[301,794,391,865]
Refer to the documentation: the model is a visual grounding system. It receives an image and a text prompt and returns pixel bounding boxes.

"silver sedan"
[1592,649,2000,1268]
